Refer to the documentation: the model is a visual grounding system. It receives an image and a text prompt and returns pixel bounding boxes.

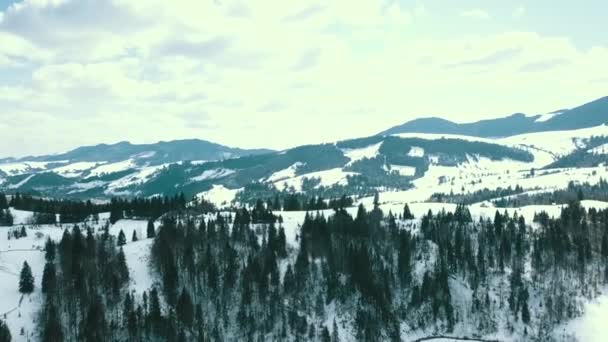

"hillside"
[2,194,608,341]
[0,134,536,201]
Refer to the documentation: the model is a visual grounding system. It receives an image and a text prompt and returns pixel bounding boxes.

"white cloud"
[0,0,606,157]
[513,6,526,18]
[460,9,491,20]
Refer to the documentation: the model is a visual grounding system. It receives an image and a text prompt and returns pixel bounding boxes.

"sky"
[0,0,607,157]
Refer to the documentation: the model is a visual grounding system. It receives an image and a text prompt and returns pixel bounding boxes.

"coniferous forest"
[0,190,606,341]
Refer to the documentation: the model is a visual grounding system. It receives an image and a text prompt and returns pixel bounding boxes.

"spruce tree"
[132,230,138,242]
[42,303,63,342]
[41,262,57,294]
[0,319,10,342]
[19,261,34,294]
[147,220,156,238]
[117,229,127,246]
[177,288,194,327]
[403,204,414,220]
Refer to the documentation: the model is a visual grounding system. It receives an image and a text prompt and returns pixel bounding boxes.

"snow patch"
[51,161,104,178]
[535,111,563,123]
[266,162,304,182]
[389,164,416,177]
[0,161,56,176]
[274,168,358,192]
[342,142,382,165]
[88,159,137,177]
[197,185,241,207]
[408,146,425,157]
[190,168,235,182]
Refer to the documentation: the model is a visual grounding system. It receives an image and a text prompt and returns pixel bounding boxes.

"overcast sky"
[0,0,607,157]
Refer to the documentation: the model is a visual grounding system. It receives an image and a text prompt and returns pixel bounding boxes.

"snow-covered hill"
[3,198,608,341]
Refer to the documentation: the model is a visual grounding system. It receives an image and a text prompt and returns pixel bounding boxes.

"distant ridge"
[379,96,608,137]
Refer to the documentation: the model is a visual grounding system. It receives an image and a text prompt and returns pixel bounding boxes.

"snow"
[105,164,167,193]
[392,132,494,144]
[8,174,35,189]
[51,161,104,178]
[0,223,67,341]
[123,239,156,296]
[197,184,242,207]
[9,208,34,225]
[408,146,425,157]
[499,124,608,158]
[342,142,382,165]
[273,168,358,192]
[132,151,156,159]
[588,143,608,155]
[68,180,107,194]
[0,161,56,176]
[535,111,563,123]
[87,159,137,177]
[190,168,235,182]
[389,164,417,177]
[265,162,304,182]
[562,290,608,342]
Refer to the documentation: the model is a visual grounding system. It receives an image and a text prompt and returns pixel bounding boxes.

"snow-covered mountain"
[1,124,607,208]
[379,96,608,138]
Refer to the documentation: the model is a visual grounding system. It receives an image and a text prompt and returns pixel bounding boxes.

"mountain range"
[0,96,607,203]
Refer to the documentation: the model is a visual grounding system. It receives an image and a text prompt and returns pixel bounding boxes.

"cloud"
[446,48,522,68]
[283,4,325,22]
[513,6,526,18]
[292,48,322,71]
[460,9,490,20]
[518,59,569,72]
[0,1,607,157]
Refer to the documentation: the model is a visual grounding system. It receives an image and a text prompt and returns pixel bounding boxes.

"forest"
[0,191,606,341]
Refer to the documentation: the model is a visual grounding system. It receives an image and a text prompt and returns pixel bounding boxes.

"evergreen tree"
[117,229,127,246]
[19,261,34,294]
[132,229,138,242]
[41,262,57,294]
[403,203,414,220]
[42,304,63,342]
[176,288,194,327]
[0,319,10,342]
[44,238,56,262]
[147,220,156,238]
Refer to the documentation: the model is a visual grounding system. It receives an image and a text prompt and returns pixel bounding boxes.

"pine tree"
[0,193,8,210]
[321,326,331,342]
[42,303,63,342]
[0,319,10,342]
[177,288,194,327]
[41,262,57,294]
[81,297,107,342]
[44,238,56,262]
[117,229,127,246]
[116,247,129,283]
[132,229,138,242]
[147,220,156,238]
[521,299,531,324]
[19,261,34,294]
[149,288,162,335]
[403,203,414,220]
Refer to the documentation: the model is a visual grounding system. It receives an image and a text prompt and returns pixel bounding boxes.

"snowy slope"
[342,142,382,165]
[0,214,156,340]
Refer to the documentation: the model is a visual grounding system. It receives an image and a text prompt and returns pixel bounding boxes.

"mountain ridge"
[379,96,608,137]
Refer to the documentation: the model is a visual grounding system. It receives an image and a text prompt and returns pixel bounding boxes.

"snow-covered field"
[0,212,156,341]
